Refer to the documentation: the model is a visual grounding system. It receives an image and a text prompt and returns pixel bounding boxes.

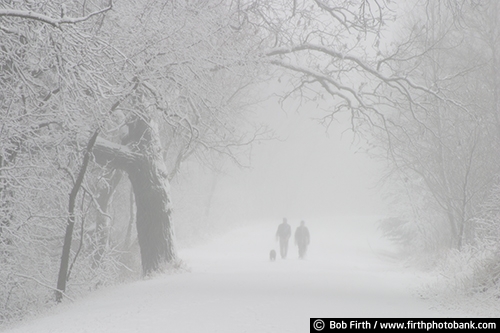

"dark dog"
[269,249,276,261]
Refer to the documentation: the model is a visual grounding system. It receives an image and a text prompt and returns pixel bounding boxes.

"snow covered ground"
[2,216,469,333]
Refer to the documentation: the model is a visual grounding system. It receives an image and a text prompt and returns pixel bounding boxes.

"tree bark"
[127,156,176,275]
[93,118,176,276]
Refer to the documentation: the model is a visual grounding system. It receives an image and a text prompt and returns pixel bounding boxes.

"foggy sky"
[210,94,386,224]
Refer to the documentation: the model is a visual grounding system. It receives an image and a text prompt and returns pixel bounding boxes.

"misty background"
[2,0,500,328]
[207,93,385,224]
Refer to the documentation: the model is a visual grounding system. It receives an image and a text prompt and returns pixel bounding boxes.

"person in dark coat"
[295,220,310,259]
[275,218,292,259]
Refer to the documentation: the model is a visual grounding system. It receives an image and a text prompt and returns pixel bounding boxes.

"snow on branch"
[0,2,112,28]
[270,59,362,109]
[15,274,75,302]
[266,43,471,115]
[267,44,395,84]
[93,137,143,170]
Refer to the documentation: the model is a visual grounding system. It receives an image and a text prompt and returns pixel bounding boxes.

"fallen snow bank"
[2,216,465,333]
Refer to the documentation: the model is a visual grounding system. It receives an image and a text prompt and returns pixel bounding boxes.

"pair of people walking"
[275,218,310,259]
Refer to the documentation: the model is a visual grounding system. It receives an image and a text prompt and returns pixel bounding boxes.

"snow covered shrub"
[418,181,500,316]
[439,245,500,293]
[418,243,500,316]
[458,180,500,292]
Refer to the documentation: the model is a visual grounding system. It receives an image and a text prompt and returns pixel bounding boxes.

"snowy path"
[4,216,447,333]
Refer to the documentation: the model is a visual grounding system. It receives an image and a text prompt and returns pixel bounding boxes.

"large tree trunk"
[93,118,176,276]
[127,154,175,275]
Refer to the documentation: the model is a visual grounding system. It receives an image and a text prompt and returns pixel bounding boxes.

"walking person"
[295,220,310,259]
[275,218,291,259]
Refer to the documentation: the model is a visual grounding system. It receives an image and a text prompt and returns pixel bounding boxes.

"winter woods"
[251,0,500,297]
[373,1,500,294]
[1,0,500,325]
[0,0,265,321]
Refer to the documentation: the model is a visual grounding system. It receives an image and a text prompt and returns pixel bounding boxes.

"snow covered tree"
[0,0,266,319]
[88,0,266,275]
[0,0,116,318]
[373,0,500,256]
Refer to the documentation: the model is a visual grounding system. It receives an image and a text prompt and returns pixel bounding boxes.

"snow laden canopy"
[0,0,266,313]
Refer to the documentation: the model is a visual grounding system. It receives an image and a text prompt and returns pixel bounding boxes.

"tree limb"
[93,137,143,170]
[0,3,112,28]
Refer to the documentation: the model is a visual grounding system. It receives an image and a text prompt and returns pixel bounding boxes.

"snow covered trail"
[4,216,447,333]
